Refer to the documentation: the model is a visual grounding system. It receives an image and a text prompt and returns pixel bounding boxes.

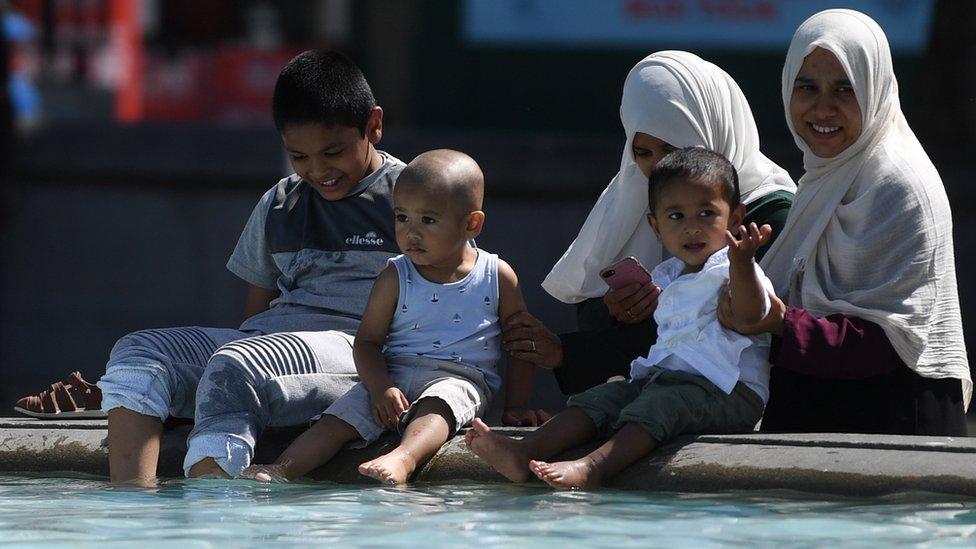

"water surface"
[0,475,973,547]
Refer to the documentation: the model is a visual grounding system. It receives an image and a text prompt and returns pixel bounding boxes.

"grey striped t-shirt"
[228,151,405,335]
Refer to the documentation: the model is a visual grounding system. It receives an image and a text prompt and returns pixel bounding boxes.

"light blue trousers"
[97,327,358,476]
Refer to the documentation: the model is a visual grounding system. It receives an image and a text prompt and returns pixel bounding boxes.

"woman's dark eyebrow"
[794,75,853,87]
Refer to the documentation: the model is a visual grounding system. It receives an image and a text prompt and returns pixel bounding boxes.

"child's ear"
[366,106,383,145]
[646,213,661,239]
[466,210,486,237]
[729,204,745,230]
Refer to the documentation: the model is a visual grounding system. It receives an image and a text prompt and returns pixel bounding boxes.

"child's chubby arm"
[354,265,410,429]
[497,259,553,427]
[725,222,773,325]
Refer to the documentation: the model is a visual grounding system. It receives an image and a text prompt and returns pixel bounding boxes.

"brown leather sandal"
[14,371,106,419]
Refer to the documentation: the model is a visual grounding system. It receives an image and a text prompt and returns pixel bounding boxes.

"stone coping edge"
[0,419,974,497]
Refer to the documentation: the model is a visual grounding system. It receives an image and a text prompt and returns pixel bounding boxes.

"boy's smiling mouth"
[314,177,342,188]
[683,242,707,252]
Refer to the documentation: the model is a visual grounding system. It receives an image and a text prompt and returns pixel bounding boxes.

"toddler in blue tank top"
[241,149,532,484]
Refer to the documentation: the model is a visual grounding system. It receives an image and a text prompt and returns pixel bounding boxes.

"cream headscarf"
[759,9,971,405]
[542,51,795,303]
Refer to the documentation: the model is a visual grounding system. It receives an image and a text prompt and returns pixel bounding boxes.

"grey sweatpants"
[97,327,358,476]
[324,356,492,448]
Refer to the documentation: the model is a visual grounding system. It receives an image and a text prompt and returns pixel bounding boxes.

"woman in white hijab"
[501,52,795,422]
[720,9,970,435]
[543,51,795,333]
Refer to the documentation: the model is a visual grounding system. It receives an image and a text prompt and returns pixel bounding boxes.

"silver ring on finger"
[529,339,537,352]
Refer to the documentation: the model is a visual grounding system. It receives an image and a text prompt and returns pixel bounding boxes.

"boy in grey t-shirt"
[96,50,405,481]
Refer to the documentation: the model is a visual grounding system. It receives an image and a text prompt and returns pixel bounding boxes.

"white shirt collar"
[652,246,729,289]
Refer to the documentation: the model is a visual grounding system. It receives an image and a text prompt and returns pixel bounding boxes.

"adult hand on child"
[370,387,410,429]
[725,222,772,264]
[604,283,661,324]
[502,407,553,427]
[717,280,787,337]
[502,311,564,369]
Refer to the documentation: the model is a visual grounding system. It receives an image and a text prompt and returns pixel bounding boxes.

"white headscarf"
[759,9,971,405]
[542,51,795,303]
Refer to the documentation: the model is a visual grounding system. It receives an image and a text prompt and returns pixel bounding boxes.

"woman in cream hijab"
[543,51,795,332]
[501,52,795,419]
[721,9,970,435]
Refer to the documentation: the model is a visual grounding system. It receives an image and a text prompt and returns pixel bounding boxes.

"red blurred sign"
[141,52,212,122]
[212,47,300,124]
[138,47,299,124]
[110,0,142,123]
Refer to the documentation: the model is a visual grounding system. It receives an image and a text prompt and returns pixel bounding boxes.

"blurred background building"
[0,0,971,417]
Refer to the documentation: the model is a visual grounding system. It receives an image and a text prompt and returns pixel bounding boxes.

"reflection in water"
[0,475,973,545]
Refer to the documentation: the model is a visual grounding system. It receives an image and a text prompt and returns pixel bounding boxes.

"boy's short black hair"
[272,50,376,134]
[647,147,740,213]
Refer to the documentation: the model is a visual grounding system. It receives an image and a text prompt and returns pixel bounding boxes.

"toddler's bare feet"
[464,426,478,448]
[529,459,602,491]
[358,449,416,485]
[466,418,531,482]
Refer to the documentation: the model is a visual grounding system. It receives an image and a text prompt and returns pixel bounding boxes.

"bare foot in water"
[238,464,289,483]
[466,418,531,482]
[529,459,601,490]
[358,449,416,485]
[187,457,231,479]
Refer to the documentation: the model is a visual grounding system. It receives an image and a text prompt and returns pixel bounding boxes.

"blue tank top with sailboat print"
[384,250,501,392]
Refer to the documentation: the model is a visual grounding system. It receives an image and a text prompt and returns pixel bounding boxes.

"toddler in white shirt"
[468,147,773,490]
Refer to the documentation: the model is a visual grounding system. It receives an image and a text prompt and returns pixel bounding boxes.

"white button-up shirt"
[629,247,773,402]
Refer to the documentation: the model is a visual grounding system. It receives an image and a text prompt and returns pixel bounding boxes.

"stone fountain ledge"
[0,418,974,497]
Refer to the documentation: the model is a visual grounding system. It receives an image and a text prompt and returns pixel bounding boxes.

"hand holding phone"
[600,257,652,290]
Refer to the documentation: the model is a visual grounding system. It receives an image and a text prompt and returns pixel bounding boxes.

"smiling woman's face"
[789,47,863,158]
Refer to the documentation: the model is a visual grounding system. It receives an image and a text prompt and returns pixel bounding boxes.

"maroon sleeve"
[772,307,902,379]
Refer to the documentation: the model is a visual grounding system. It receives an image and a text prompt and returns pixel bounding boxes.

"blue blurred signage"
[463,0,934,52]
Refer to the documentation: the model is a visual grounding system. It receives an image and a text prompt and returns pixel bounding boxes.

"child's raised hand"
[725,222,772,264]
[371,387,410,429]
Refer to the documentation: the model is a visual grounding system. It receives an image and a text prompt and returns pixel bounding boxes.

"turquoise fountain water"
[0,475,974,547]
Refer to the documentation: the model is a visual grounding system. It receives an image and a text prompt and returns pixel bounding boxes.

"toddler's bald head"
[396,149,484,214]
